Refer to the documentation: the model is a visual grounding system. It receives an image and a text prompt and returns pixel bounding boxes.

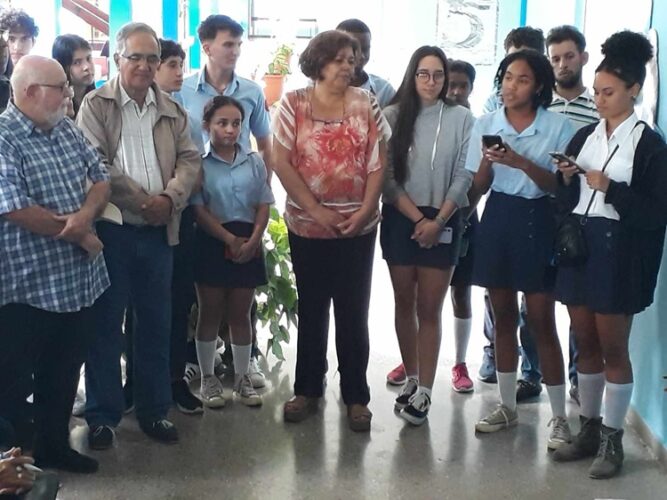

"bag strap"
[579,120,644,224]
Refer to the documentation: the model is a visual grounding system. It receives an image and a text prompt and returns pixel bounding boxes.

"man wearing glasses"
[0,55,109,474]
[77,22,200,450]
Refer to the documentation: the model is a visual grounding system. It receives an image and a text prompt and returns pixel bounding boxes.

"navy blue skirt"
[450,210,479,288]
[193,222,267,289]
[473,191,556,293]
[380,204,462,270]
[555,216,644,315]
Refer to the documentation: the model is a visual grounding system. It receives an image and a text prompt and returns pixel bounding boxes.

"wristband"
[435,215,448,229]
[415,215,426,224]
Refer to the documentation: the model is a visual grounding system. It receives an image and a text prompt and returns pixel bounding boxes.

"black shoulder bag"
[554,144,620,267]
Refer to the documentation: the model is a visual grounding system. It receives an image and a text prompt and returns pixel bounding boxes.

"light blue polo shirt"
[190,145,274,224]
[361,73,395,108]
[465,106,575,199]
[177,67,271,150]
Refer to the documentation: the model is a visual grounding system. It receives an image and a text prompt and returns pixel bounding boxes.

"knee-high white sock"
[196,339,217,377]
[231,343,252,379]
[546,384,566,418]
[603,381,634,430]
[454,317,472,365]
[578,371,605,419]
[497,371,517,412]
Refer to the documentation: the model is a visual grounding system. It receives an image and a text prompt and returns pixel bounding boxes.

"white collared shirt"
[573,113,644,220]
[113,85,163,194]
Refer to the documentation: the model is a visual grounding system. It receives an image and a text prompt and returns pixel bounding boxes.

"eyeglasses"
[415,70,446,83]
[36,81,73,94]
[121,53,161,65]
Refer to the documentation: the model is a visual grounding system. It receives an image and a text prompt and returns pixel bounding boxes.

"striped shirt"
[548,89,599,130]
[0,103,110,312]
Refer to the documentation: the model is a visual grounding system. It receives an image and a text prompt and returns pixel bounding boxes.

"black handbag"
[554,143,620,267]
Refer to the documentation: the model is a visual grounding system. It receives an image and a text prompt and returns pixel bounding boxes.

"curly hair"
[495,49,554,109]
[299,30,359,80]
[0,9,39,38]
[596,30,653,88]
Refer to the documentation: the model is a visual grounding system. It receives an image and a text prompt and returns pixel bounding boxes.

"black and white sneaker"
[400,391,431,426]
[172,379,204,415]
[394,378,418,412]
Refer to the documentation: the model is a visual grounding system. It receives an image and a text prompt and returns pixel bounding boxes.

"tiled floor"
[57,242,665,499]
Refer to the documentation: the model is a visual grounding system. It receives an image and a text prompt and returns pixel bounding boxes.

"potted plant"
[263,43,293,106]
[256,207,298,360]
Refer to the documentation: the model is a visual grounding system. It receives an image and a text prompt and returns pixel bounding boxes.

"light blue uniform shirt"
[465,106,575,199]
[171,92,205,155]
[361,73,396,108]
[190,145,274,224]
[177,68,271,150]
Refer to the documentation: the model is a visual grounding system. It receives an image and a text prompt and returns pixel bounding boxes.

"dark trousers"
[0,303,93,450]
[126,207,196,385]
[289,230,376,406]
[85,222,173,427]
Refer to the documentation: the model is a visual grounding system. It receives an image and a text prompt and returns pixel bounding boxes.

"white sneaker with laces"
[234,374,263,407]
[200,375,225,408]
[547,416,572,450]
[475,404,518,433]
[248,356,266,389]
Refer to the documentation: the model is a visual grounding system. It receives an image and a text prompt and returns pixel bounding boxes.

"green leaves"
[256,209,298,360]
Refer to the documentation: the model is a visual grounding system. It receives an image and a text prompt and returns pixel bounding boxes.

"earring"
[632,95,637,101]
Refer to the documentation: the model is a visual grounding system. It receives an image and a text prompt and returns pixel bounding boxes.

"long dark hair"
[389,46,452,185]
[52,34,95,116]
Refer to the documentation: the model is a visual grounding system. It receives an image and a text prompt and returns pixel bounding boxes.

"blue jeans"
[85,222,173,427]
[483,291,542,383]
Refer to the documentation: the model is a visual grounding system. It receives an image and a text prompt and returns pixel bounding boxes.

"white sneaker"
[475,404,518,433]
[248,356,266,389]
[234,374,263,407]
[547,416,572,450]
[72,387,86,417]
[200,375,225,408]
[183,362,202,384]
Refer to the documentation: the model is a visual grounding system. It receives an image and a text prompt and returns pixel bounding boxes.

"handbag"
[554,143,621,267]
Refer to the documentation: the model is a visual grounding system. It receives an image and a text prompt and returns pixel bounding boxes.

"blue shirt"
[361,73,396,108]
[171,92,205,154]
[465,106,575,199]
[190,145,274,224]
[177,68,271,150]
[0,103,110,312]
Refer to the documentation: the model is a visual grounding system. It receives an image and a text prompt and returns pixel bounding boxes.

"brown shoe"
[347,404,372,432]
[283,395,319,423]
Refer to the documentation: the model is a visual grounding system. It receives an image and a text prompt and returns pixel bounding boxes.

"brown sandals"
[347,404,372,432]
[283,395,319,423]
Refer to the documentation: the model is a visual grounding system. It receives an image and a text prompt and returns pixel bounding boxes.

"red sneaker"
[386,363,407,386]
[451,363,474,393]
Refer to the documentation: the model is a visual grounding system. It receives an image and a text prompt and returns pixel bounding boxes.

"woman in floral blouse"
[272,30,389,432]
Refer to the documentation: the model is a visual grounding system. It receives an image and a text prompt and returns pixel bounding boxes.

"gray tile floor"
[57,244,666,500]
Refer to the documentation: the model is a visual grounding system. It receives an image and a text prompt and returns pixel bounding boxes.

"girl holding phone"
[381,46,474,425]
[466,50,575,446]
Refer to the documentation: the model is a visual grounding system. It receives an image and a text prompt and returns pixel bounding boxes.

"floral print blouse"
[273,87,390,238]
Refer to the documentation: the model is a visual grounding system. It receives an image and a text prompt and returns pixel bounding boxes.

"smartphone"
[482,134,505,150]
[549,152,586,173]
[438,227,453,245]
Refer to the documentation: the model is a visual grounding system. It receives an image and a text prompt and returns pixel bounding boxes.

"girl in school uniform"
[465,50,575,447]
[381,46,474,425]
[552,31,667,479]
[191,95,274,408]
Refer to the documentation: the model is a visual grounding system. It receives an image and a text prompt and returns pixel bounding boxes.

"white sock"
[578,371,605,419]
[231,343,252,379]
[546,384,566,418]
[454,317,472,365]
[497,371,517,412]
[195,339,217,377]
[603,381,634,430]
[418,385,432,398]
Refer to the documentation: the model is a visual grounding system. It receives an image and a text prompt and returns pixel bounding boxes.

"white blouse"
[573,113,644,220]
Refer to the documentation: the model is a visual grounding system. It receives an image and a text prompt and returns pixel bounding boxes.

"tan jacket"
[76,77,201,245]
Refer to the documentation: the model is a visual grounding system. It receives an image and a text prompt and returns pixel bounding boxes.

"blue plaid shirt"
[0,102,110,312]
